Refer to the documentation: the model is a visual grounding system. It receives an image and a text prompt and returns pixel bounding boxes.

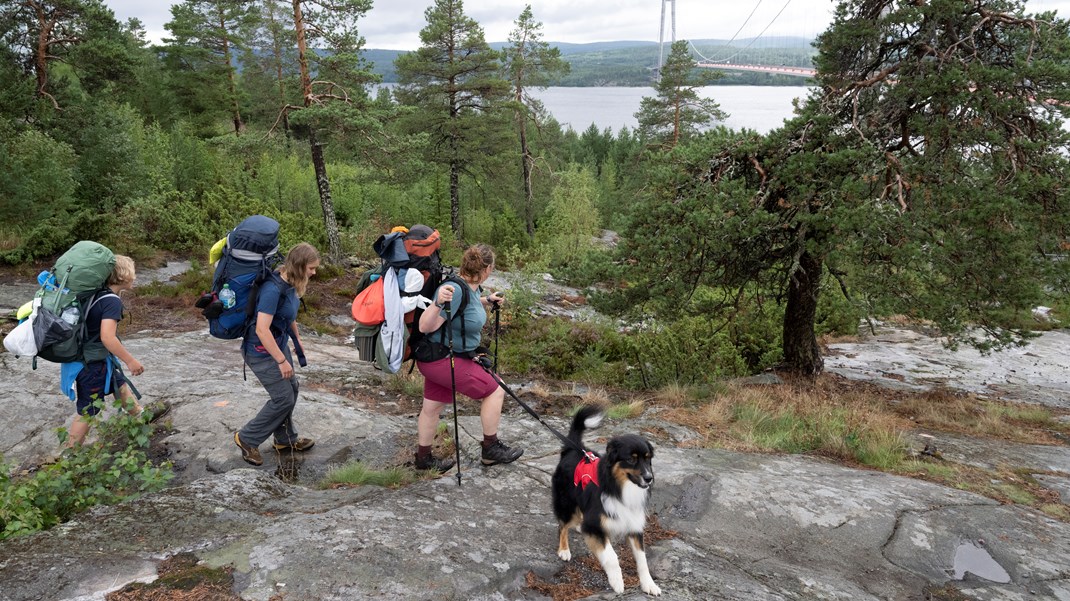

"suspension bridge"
[656,0,818,79]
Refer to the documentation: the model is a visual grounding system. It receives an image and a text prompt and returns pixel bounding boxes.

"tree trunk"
[517,93,535,237]
[31,1,54,105]
[220,16,243,136]
[782,249,824,375]
[267,1,289,136]
[293,0,340,263]
[309,128,342,264]
[449,158,461,236]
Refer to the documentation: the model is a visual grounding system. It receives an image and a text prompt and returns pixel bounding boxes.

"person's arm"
[255,311,293,378]
[100,319,143,375]
[419,284,455,334]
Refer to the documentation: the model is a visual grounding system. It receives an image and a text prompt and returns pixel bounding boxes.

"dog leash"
[476,358,589,457]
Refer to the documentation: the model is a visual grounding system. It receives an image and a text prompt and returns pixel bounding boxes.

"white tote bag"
[4,318,38,357]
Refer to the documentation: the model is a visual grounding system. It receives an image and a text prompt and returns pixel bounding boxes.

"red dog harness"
[573,451,601,490]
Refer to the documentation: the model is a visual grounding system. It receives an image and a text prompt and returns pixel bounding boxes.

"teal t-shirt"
[432,280,485,353]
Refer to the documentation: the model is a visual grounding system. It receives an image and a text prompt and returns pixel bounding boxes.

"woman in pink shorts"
[413,244,523,472]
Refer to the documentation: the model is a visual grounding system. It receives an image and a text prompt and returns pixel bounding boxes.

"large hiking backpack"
[198,215,281,339]
[32,241,117,364]
[351,224,458,372]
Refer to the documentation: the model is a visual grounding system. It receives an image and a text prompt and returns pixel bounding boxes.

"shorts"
[75,361,127,417]
[418,356,499,403]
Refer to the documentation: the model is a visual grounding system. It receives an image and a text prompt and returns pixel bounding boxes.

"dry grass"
[893,389,1069,445]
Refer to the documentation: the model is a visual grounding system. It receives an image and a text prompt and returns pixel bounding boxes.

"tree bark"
[293,0,341,263]
[782,249,824,375]
[218,7,243,136]
[266,0,289,135]
[309,129,342,264]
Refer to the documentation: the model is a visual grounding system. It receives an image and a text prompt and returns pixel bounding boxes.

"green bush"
[500,316,627,381]
[627,316,750,389]
[0,400,173,540]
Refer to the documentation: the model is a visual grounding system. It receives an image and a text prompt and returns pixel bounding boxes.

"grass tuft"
[320,462,422,489]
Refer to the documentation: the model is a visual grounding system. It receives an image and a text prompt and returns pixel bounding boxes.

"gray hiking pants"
[239,348,301,447]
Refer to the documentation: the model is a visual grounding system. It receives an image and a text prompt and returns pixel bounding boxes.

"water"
[375,83,808,135]
[952,541,1011,583]
[531,85,811,134]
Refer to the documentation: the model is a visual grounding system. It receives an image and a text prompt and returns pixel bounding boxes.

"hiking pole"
[445,305,462,487]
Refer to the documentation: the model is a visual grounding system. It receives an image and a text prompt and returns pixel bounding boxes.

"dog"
[551,405,660,596]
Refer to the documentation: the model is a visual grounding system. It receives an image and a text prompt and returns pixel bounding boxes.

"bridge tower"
[657,0,676,80]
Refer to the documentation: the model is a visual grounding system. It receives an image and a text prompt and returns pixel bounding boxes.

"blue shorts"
[75,361,127,417]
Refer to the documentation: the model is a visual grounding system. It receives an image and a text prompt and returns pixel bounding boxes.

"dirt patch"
[523,515,677,601]
[106,553,241,601]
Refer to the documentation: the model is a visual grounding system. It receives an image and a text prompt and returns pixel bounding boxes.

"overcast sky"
[104,0,1069,51]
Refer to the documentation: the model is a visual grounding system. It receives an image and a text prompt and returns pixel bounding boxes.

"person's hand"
[437,286,454,307]
[127,359,144,376]
[488,292,504,307]
[278,359,294,379]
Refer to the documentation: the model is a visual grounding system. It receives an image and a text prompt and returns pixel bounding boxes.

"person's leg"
[417,398,449,446]
[116,382,142,415]
[240,353,298,447]
[479,387,506,439]
[68,415,91,447]
[271,373,301,445]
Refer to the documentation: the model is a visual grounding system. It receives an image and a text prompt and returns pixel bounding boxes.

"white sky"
[104,0,1070,50]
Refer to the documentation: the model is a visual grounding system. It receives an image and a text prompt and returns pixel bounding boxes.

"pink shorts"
[418,356,499,403]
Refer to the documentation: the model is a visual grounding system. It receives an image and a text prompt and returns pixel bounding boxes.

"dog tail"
[567,405,604,450]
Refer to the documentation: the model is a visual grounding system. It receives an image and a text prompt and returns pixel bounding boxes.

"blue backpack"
[196,216,281,339]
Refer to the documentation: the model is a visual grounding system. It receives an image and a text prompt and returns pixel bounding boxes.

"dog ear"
[605,438,621,462]
[646,440,655,457]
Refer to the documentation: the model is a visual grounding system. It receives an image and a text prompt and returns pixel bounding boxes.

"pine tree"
[636,40,725,148]
[240,0,299,132]
[615,0,1070,374]
[163,0,257,135]
[394,0,510,236]
[500,5,569,238]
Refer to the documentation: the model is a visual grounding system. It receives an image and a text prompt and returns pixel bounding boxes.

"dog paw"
[608,574,625,593]
[557,549,571,561]
[641,581,661,596]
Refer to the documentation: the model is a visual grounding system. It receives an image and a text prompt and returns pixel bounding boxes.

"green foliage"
[536,166,601,267]
[636,40,726,147]
[0,123,78,229]
[320,462,420,488]
[501,316,627,381]
[628,316,749,389]
[0,401,172,540]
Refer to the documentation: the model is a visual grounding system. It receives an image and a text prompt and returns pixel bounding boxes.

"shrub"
[0,400,172,540]
[627,316,750,389]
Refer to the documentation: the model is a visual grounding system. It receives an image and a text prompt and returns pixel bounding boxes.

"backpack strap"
[437,276,471,351]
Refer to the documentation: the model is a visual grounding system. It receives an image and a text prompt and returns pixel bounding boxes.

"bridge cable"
[690,0,796,65]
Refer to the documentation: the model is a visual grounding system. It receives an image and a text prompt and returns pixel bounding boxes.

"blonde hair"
[460,244,495,281]
[280,243,320,297]
[108,255,136,286]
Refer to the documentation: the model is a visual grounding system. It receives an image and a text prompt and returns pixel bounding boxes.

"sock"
[482,434,498,449]
[416,445,432,459]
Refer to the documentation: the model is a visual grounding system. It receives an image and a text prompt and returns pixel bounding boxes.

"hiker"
[65,255,169,447]
[233,242,320,466]
[413,243,521,472]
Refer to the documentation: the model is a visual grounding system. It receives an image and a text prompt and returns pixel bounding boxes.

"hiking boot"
[142,401,172,423]
[481,440,524,466]
[414,453,455,473]
[234,432,263,466]
[273,437,315,452]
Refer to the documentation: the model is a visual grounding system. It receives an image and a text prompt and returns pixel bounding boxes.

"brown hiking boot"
[273,437,315,452]
[234,432,263,466]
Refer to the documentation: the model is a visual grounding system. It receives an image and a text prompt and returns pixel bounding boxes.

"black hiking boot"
[481,440,524,466]
[414,453,455,473]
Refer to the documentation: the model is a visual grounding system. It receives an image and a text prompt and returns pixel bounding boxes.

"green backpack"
[33,241,117,365]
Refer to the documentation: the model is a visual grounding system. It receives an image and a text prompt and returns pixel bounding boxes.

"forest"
[2,0,1070,381]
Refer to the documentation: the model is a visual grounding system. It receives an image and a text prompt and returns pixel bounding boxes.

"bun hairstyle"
[281,242,320,297]
[460,244,495,281]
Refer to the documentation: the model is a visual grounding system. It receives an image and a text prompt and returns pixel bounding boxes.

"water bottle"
[218,284,236,310]
[61,305,80,325]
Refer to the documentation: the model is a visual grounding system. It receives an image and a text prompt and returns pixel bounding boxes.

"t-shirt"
[243,276,299,356]
[85,294,122,345]
[431,280,485,353]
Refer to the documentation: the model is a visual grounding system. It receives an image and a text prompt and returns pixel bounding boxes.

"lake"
[531,85,812,135]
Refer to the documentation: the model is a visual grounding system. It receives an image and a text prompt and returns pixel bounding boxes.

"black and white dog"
[551,405,660,596]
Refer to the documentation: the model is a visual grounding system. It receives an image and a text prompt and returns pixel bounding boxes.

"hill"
[363,38,816,86]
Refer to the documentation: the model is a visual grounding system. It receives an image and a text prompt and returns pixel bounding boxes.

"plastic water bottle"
[60,305,80,325]
[218,284,236,310]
